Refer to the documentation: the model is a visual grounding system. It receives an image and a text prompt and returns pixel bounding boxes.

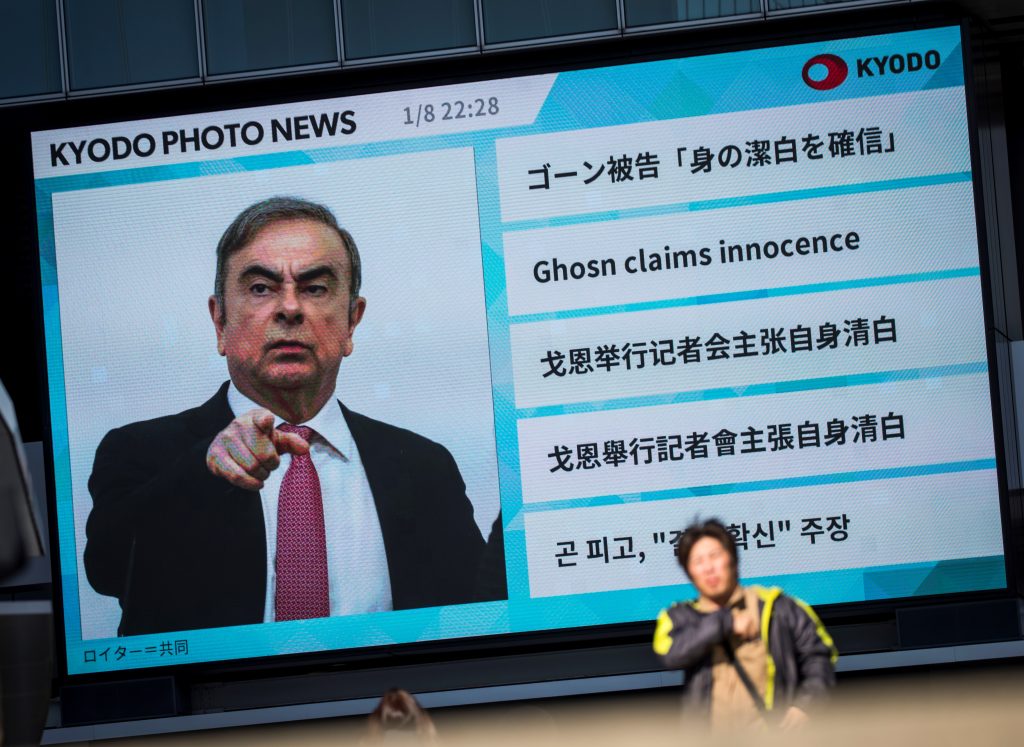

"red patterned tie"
[274,424,329,621]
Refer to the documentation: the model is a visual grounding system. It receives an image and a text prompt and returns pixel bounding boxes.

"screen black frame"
[13,3,1018,686]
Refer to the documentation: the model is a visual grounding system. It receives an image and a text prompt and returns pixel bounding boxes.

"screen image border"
[30,15,1017,683]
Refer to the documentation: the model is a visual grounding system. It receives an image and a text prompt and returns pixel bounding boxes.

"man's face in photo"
[211,218,365,400]
[687,536,737,602]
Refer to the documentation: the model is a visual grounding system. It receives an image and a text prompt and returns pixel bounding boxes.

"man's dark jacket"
[653,586,837,716]
[85,382,495,636]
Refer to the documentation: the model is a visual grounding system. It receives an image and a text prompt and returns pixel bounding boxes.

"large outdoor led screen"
[32,25,1005,675]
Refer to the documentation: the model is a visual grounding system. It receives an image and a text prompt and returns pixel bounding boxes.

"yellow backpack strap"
[652,607,674,655]
[793,597,840,665]
[754,586,783,711]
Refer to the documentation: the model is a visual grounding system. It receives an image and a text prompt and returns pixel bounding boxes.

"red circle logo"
[802,54,848,90]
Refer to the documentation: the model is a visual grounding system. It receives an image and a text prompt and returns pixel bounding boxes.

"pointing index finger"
[251,409,276,435]
[273,429,310,456]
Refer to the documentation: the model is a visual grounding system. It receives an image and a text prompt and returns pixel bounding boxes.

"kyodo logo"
[802,54,848,90]
[856,50,941,77]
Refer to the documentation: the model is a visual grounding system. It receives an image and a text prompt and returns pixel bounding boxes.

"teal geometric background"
[34,24,1006,675]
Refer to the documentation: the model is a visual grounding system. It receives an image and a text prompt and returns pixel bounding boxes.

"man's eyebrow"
[295,265,338,283]
[239,264,284,284]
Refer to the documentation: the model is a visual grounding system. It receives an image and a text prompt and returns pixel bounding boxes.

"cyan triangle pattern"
[535,60,727,131]
[923,43,965,90]
[862,555,1004,600]
[911,556,1005,596]
[645,71,715,121]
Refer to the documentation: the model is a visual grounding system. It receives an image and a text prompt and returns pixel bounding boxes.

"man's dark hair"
[214,196,362,321]
[675,519,738,578]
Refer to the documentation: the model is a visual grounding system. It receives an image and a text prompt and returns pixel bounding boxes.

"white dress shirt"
[227,383,393,621]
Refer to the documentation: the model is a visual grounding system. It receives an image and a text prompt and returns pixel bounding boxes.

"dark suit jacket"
[85,381,496,636]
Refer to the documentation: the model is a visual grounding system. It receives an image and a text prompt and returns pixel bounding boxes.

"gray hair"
[214,196,362,320]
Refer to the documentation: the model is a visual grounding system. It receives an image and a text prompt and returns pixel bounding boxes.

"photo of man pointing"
[85,196,504,636]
